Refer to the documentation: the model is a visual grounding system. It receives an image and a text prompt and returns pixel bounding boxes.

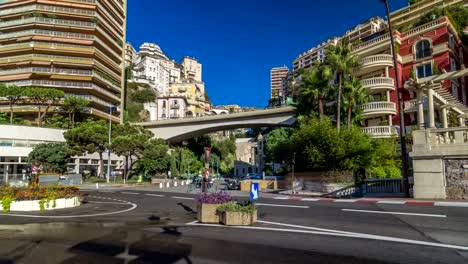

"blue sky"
[127,0,409,107]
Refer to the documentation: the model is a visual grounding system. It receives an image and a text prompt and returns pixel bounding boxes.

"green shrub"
[371,167,387,178]
[386,167,402,178]
[216,201,257,213]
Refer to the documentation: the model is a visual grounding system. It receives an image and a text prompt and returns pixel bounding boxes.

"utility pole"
[291,152,296,195]
[106,105,114,183]
[380,0,409,197]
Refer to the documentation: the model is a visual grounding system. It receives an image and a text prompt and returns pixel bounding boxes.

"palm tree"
[299,62,333,120]
[343,77,369,128]
[326,44,361,130]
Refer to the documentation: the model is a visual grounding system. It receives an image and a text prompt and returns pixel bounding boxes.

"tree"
[343,77,369,128]
[112,123,154,180]
[265,128,293,163]
[326,45,360,130]
[28,142,70,174]
[64,120,108,177]
[298,62,333,120]
[24,87,64,127]
[62,96,89,126]
[0,84,24,124]
[137,138,170,176]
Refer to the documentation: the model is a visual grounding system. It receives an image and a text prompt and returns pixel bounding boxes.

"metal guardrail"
[362,178,412,197]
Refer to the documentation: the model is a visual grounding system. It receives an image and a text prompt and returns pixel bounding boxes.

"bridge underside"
[140,108,296,143]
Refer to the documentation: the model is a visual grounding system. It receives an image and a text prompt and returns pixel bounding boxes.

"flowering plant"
[196,191,232,204]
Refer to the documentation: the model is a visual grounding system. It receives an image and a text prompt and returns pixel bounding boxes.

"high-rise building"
[293,38,340,71]
[270,67,289,99]
[181,57,202,82]
[125,42,137,68]
[133,55,170,95]
[0,0,127,123]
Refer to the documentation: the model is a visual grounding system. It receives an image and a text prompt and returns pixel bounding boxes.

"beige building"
[181,57,202,82]
[270,67,289,99]
[234,135,265,177]
[0,0,127,123]
[125,42,137,68]
[293,38,340,71]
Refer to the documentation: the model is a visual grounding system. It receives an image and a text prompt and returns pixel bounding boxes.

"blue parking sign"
[250,182,259,201]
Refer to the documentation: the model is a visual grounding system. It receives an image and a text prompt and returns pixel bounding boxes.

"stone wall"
[444,159,468,199]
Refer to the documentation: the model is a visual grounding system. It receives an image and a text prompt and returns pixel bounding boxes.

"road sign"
[32,165,38,171]
[250,182,259,201]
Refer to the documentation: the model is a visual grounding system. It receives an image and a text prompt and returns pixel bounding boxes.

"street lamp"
[106,105,117,183]
[380,0,409,197]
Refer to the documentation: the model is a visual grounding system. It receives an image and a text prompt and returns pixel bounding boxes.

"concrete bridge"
[138,107,296,142]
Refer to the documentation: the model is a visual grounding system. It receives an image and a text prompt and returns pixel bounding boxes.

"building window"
[416,63,432,78]
[452,81,459,99]
[242,168,245,174]
[415,40,431,59]
[450,58,457,72]
[449,35,455,50]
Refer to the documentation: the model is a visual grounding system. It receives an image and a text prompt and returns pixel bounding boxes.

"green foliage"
[62,96,89,127]
[265,128,293,163]
[409,0,423,5]
[386,167,402,178]
[130,87,157,104]
[28,142,70,173]
[216,201,257,213]
[371,167,387,178]
[0,84,23,124]
[45,113,69,128]
[24,87,64,127]
[410,68,416,79]
[137,138,170,176]
[343,77,369,127]
[1,196,14,212]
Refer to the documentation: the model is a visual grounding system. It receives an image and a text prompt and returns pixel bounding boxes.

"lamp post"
[380,0,409,197]
[106,105,116,183]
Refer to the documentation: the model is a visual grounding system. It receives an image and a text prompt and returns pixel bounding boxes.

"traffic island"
[217,201,258,226]
[0,186,82,212]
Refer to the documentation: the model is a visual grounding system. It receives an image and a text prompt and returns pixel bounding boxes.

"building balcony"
[0,17,96,30]
[358,54,393,76]
[170,104,180,109]
[170,114,180,119]
[361,126,398,138]
[360,101,397,118]
[404,98,428,113]
[361,77,395,93]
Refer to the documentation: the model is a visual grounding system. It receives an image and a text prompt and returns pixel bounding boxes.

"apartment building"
[181,57,202,82]
[125,42,136,67]
[0,0,127,123]
[133,55,170,95]
[293,38,340,71]
[292,1,468,138]
[270,67,289,99]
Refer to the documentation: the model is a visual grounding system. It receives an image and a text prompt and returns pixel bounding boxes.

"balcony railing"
[0,66,92,76]
[0,29,94,40]
[0,54,93,64]
[361,126,398,138]
[170,104,180,109]
[404,98,428,112]
[361,77,395,92]
[361,102,396,115]
[360,54,393,67]
[0,17,96,29]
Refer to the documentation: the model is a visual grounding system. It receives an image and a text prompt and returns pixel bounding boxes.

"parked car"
[242,173,263,181]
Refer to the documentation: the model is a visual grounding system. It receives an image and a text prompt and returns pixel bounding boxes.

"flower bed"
[217,201,258,226]
[196,192,232,223]
[0,186,81,212]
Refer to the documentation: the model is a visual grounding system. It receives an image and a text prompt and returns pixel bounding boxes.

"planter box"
[1,197,80,212]
[197,203,221,223]
[220,210,257,226]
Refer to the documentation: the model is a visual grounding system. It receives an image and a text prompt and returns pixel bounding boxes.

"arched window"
[415,40,431,59]
[248,167,253,173]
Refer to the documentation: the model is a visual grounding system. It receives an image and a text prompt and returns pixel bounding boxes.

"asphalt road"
[0,187,468,263]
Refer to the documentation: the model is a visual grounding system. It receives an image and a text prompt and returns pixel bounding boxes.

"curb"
[273,197,468,208]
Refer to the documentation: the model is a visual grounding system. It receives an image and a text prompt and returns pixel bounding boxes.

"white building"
[133,56,170,95]
[125,42,137,68]
[181,57,202,82]
[234,135,265,177]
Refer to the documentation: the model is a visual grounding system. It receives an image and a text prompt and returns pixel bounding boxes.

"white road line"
[273,197,289,200]
[256,203,309,208]
[187,221,468,251]
[98,191,115,193]
[87,201,130,205]
[171,196,194,200]
[377,201,407,205]
[342,209,446,218]
[145,194,165,197]
[334,199,358,203]
[120,192,139,195]
[435,202,468,207]
[301,198,321,201]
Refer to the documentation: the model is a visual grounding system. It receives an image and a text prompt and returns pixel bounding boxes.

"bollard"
[96,183,99,189]
[174,181,178,187]
[159,183,163,188]
[166,182,170,188]
[181,181,184,186]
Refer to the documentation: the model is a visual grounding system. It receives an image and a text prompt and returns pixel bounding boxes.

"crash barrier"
[39,174,83,186]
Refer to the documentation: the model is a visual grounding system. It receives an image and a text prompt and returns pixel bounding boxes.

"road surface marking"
[334,199,358,203]
[256,203,308,208]
[301,198,321,201]
[99,191,115,193]
[0,196,137,218]
[187,221,468,251]
[171,196,194,200]
[121,192,139,195]
[435,202,468,207]
[273,197,289,200]
[377,201,406,205]
[145,194,165,197]
[342,209,446,218]
[87,201,130,205]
